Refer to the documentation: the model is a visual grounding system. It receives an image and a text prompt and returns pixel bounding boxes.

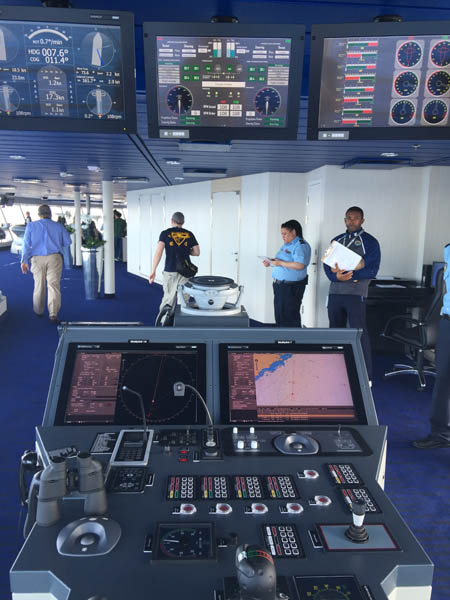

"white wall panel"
[423,167,450,264]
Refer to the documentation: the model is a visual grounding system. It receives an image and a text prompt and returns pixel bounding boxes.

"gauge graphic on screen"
[426,70,450,96]
[423,99,448,124]
[119,354,196,423]
[390,100,416,125]
[86,88,112,116]
[0,85,20,113]
[0,26,19,63]
[81,31,115,68]
[166,85,193,115]
[254,87,281,115]
[430,40,450,68]
[393,71,419,96]
[157,525,213,560]
[397,41,422,68]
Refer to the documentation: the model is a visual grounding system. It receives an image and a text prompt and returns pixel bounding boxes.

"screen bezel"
[143,21,305,141]
[54,341,207,426]
[219,342,368,425]
[307,20,450,141]
[0,5,136,134]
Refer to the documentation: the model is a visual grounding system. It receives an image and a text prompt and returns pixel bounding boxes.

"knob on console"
[235,544,277,600]
[345,498,369,543]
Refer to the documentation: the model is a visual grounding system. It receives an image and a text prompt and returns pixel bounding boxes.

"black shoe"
[412,434,450,449]
[49,316,59,324]
[34,312,43,318]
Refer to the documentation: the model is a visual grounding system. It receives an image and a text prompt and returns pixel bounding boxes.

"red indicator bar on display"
[342,119,357,124]
[347,53,362,58]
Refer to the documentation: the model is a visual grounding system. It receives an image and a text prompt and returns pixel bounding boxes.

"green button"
[205,65,212,71]
[182,75,190,81]
[193,75,200,81]
[258,66,266,72]
[226,65,233,72]
[193,65,200,71]
[182,65,190,71]
[248,76,256,81]
[258,76,265,82]
[248,66,256,72]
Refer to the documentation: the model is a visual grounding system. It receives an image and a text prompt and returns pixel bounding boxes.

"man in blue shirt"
[323,207,381,380]
[413,244,450,449]
[263,219,311,327]
[20,204,72,323]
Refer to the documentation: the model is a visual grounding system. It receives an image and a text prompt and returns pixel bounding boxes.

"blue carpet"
[1,247,449,598]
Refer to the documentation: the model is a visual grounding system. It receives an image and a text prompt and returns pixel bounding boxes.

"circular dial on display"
[159,527,212,559]
[0,85,20,113]
[394,71,419,96]
[119,355,195,423]
[397,41,422,67]
[81,31,115,68]
[167,85,193,115]
[430,40,450,67]
[254,87,281,115]
[311,590,351,600]
[391,100,415,124]
[423,99,448,124]
[426,70,450,96]
[86,88,112,116]
[0,26,19,63]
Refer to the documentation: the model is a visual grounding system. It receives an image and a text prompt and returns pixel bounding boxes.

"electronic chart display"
[144,22,305,141]
[219,343,366,425]
[54,343,207,426]
[308,21,450,141]
[0,7,136,133]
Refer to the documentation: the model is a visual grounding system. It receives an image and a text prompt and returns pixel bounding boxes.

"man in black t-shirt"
[149,211,200,309]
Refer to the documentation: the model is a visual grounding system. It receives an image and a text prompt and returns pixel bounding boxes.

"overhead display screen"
[0,7,136,133]
[308,21,450,141]
[219,343,366,425]
[144,23,305,141]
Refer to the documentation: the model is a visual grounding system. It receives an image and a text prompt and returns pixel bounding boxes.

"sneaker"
[411,434,450,449]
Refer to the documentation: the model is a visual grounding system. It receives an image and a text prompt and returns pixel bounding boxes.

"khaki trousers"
[30,253,63,317]
[160,271,188,310]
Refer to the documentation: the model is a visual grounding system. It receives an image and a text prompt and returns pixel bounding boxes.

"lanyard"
[343,229,363,249]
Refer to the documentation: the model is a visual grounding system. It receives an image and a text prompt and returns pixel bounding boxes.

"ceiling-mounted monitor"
[143,21,305,141]
[0,5,136,133]
[308,21,450,141]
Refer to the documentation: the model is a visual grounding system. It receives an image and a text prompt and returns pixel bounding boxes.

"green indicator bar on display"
[348,41,371,47]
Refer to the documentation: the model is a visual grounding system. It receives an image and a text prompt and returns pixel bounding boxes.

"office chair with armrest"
[381,267,445,391]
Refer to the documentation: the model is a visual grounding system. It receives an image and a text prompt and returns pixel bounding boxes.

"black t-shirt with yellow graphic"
[159,227,199,272]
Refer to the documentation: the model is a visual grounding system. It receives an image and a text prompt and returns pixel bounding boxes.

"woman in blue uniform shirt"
[263,219,311,327]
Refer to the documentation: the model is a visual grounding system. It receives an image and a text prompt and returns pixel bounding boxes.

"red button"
[178,458,188,462]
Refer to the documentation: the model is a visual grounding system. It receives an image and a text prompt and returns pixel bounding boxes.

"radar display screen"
[0,7,136,133]
[55,343,207,426]
[144,22,304,141]
[219,343,366,425]
[308,21,450,140]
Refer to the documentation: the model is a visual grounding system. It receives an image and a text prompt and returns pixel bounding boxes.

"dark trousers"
[273,280,307,327]
[430,317,450,439]
[328,293,372,379]
[114,237,123,260]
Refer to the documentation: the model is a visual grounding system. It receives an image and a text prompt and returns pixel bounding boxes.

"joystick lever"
[345,498,369,543]
[235,544,277,600]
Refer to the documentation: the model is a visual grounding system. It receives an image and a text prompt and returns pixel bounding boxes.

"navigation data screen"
[225,350,357,423]
[155,35,292,130]
[319,34,450,129]
[0,20,126,121]
[60,345,206,426]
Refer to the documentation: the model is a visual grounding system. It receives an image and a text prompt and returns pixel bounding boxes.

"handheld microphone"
[173,382,216,447]
[122,385,147,442]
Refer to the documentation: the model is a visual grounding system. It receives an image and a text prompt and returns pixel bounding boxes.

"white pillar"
[102,180,115,297]
[74,188,82,267]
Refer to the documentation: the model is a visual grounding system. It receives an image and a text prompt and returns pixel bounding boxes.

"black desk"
[367,280,433,352]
